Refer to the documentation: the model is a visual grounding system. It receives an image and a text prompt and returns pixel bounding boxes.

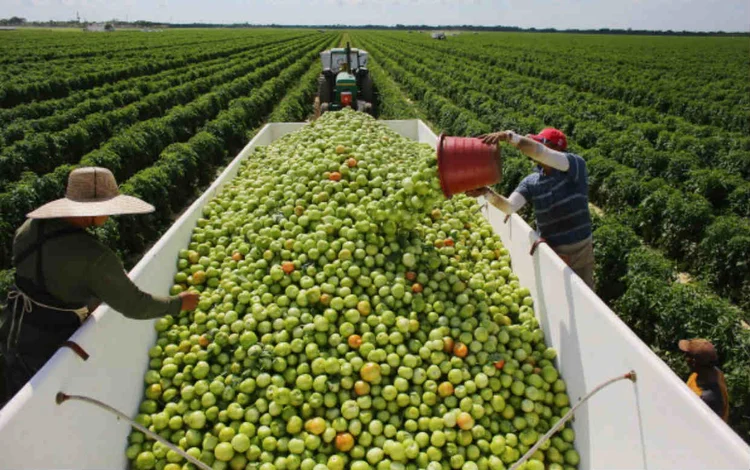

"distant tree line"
[0,16,26,26]
[1,17,747,36]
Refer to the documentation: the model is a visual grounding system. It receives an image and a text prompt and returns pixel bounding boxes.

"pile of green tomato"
[128,109,580,470]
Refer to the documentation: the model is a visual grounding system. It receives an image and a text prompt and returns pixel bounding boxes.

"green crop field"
[0,28,748,445]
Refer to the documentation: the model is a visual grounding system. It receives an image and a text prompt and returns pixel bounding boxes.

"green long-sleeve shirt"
[13,218,181,319]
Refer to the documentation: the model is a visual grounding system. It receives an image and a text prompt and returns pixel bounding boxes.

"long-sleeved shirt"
[486,134,591,247]
[13,218,181,319]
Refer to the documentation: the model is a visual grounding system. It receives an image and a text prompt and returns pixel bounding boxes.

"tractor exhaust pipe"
[345,42,352,73]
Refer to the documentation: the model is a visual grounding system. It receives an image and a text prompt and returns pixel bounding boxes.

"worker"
[679,338,729,422]
[468,128,595,289]
[0,167,199,405]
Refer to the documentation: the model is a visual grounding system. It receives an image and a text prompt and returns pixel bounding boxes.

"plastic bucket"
[437,134,502,198]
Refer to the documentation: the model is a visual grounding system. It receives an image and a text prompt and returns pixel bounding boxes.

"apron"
[0,221,90,406]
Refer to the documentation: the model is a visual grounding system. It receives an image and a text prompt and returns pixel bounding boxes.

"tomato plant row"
[0,31,312,108]
[378,32,749,134]
[0,29,290,64]
[0,34,303,128]
[0,39,317,190]
[0,40,297,147]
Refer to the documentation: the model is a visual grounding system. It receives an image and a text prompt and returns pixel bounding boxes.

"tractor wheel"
[357,101,373,115]
[318,74,332,104]
[360,73,374,103]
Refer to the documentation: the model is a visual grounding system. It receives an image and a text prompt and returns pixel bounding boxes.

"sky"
[2,0,749,32]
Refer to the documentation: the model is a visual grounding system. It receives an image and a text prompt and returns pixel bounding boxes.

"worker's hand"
[478,131,512,146]
[465,187,490,198]
[178,291,200,311]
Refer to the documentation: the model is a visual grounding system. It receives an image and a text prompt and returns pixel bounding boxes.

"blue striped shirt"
[515,153,592,247]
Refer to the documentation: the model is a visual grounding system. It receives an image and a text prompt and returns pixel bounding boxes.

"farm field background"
[0,27,748,441]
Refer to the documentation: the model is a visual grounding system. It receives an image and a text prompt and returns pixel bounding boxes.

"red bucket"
[437,134,502,198]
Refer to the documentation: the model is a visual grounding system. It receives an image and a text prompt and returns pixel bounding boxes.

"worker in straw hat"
[678,338,730,422]
[0,167,199,405]
[468,128,595,289]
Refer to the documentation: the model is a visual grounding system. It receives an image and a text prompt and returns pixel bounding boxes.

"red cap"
[530,128,567,151]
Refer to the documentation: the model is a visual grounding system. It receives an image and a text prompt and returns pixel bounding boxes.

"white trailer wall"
[484,205,750,469]
[0,120,747,469]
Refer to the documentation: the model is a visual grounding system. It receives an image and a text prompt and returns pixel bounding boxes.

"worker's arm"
[481,131,570,172]
[466,188,526,216]
[86,248,184,319]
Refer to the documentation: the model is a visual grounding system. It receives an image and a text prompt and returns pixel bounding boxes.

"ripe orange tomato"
[348,335,362,349]
[453,342,468,358]
[282,262,295,274]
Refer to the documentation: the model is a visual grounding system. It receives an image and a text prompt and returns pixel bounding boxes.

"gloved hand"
[179,291,200,311]
[478,131,513,146]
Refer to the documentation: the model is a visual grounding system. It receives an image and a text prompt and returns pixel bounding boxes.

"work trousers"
[552,236,595,289]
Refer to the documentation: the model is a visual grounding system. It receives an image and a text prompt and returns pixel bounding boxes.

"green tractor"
[317,42,374,116]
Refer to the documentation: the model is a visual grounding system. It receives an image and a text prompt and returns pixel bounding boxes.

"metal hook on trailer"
[509,370,638,470]
[55,392,212,470]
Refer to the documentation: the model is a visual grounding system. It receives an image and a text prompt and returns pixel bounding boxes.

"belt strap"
[5,289,33,352]
[4,287,88,352]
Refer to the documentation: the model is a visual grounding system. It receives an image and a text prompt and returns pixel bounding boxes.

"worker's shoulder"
[14,217,35,239]
[520,171,541,185]
[43,221,112,259]
[565,152,587,166]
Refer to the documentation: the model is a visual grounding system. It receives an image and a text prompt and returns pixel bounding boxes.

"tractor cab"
[317,43,373,115]
[320,47,368,74]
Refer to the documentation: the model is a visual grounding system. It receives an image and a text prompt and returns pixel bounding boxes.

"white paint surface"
[0,120,747,469]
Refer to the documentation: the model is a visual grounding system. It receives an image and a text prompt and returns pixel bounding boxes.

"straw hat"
[27,167,154,219]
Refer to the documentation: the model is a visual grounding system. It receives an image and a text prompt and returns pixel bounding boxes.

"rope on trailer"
[55,392,212,470]
[509,370,637,470]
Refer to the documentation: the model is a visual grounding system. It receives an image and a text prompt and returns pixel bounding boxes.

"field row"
[383,32,749,134]
[0,30,314,107]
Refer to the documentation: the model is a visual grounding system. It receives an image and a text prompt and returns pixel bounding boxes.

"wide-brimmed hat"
[27,167,154,219]
[678,338,719,365]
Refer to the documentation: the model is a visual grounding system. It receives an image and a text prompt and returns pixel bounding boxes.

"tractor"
[316,43,374,116]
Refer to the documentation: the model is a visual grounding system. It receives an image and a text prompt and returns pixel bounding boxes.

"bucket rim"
[436,133,453,199]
